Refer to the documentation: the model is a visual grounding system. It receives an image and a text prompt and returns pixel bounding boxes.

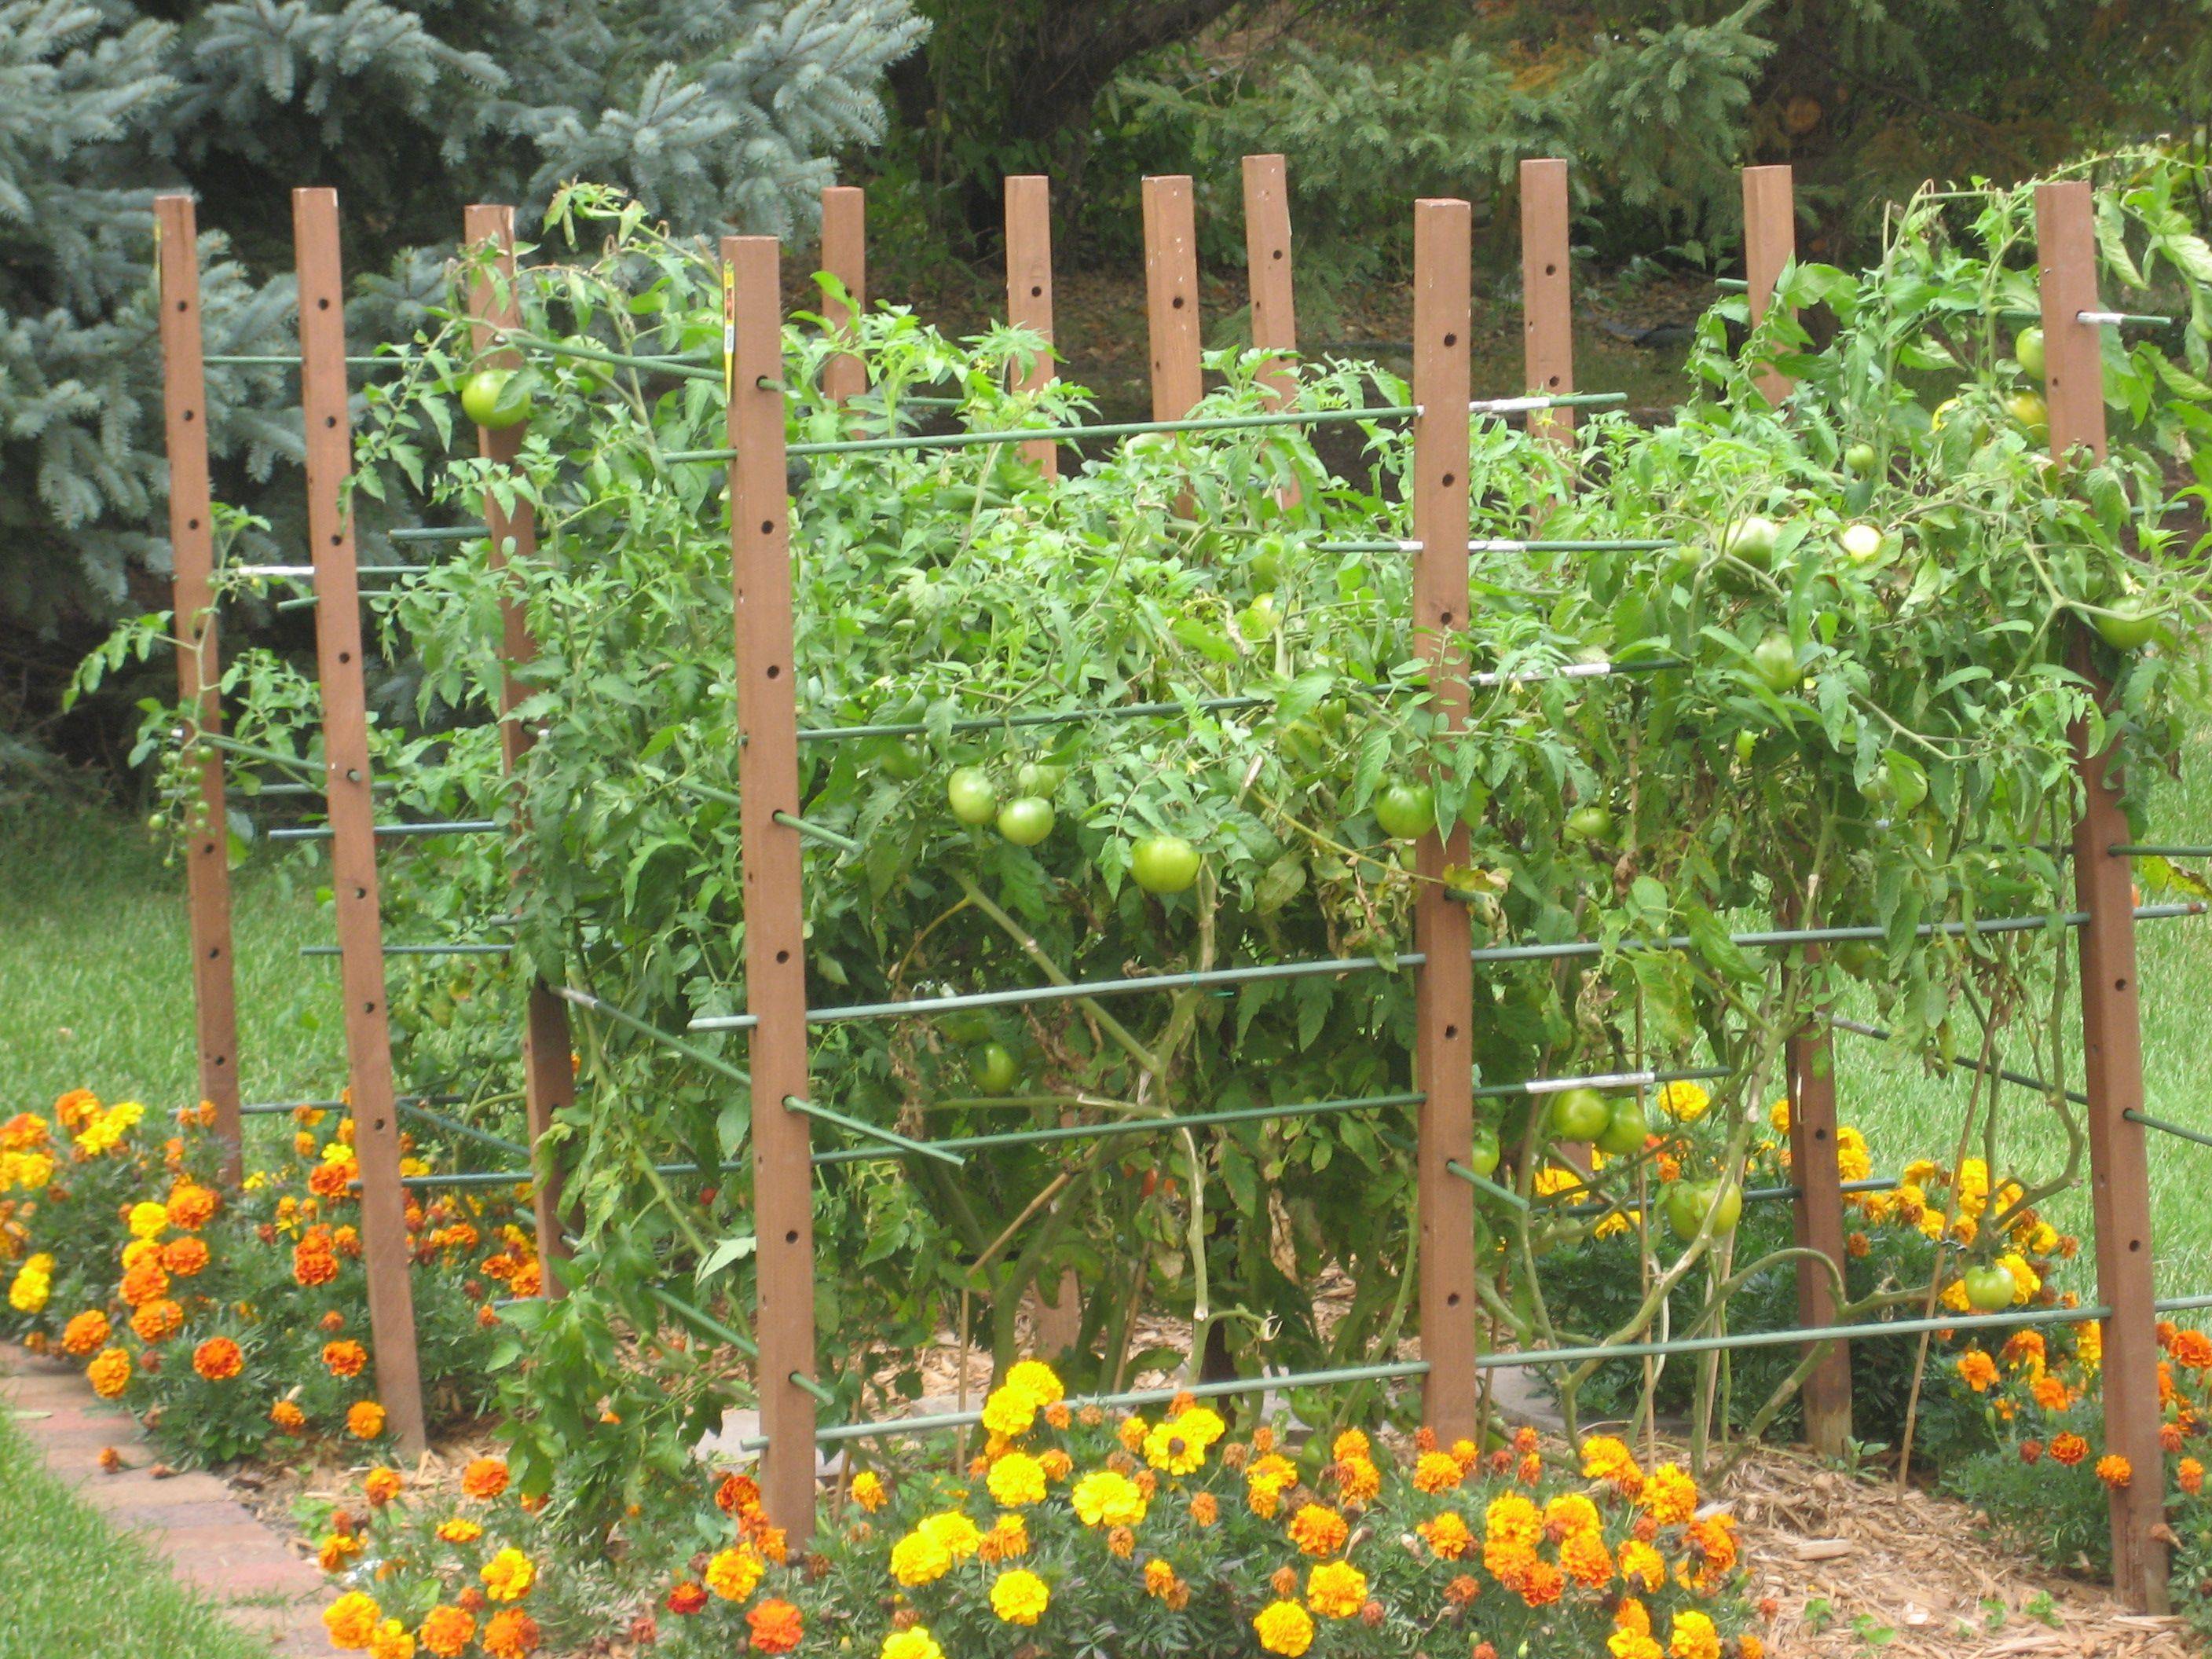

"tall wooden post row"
[154,195,244,1184]
[819,186,867,405]
[463,204,573,1286]
[1741,165,1853,1455]
[1410,198,1479,1444]
[1004,176,1058,480]
[726,235,820,1539]
[1519,159,1576,463]
[2038,179,2168,1615]
[293,189,427,1455]
[1141,175,1204,423]
[1242,154,1298,410]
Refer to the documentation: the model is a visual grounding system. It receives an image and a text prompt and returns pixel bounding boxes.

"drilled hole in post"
[776,950,790,965]
[1272,248,1284,261]
[175,299,187,312]
[767,665,781,679]
[188,518,200,530]
[1548,375,1561,388]
[1447,1291,1461,1306]
[1172,295,1185,309]
[1445,1024,1459,1041]
[2130,1238,2143,1252]
[363,1001,376,1015]
[1545,263,1557,276]
[339,651,351,665]
[1441,611,1455,626]
[785,1229,799,1244]
[1441,473,1456,487]
[324,415,337,428]
[1444,332,1457,347]
[331,533,342,545]
[1031,284,1042,297]
[208,946,220,959]
[317,297,331,310]
[183,409,196,423]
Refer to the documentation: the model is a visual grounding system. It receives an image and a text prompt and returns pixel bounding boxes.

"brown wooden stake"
[1411,198,1478,1445]
[727,234,819,1539]
[294,188,426,1456]
[1519,159,1576,463]
[464,203,573,1288]
[1785,944,1852,1457]
[1741,164,1797,405]
[1141,175,1204,421]
[155,195,244,1184]
[1003,176,1058,480]
[2040,178,2169,1615]
[819,186,866,405]
[1242,154,1298,409]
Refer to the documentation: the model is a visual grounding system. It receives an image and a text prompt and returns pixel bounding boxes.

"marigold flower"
[417,1607,475,1658]
[704,1545,764,1601]
[129,1298,181,1343]
[295,1241,339,1288]
[1287,1502,1349,1556]
[1445,1572,1480,1606]
[324,1592,383,1650]
[324,1339,368,1379]
[348,1400,386,1439]
[481,1609,538,1659]
[1639,1462,1697,1525]
[2050,1432,2089,1467]
[850,1470,886,1511]
[747,1597,804,1652]
[981,1382,1041,1439]
[1740,1637,1766,1659]
[1306,1559,1367,1617]
[2180,1457,2204,1496]
[2174,1329,2212,1371]
[1656,1079,1710,1121]
[270,1399,307,1433]
[462,1457,510,1500]
[889,1529,950,1587]
[1667,1609,1720,1659]
[989,1567,1049,1625]
[2032,1374,2073,1412]
[1957,1350,1998,1393]
[665,1583,708,1616]
[319,1533,364,1573]
[1518,1558,1566,1608]
[1254,1599,1314,1657]
[1620,1536,1666,1591]
[1544,1492,1602,1539]
[2097,1454,2133,1489]
[1559,1525,1616,1588]
[2019,1439,2043,1464]
[127,1201,170,1240]
[1144,1558,1178,1599]
[1071,1469,1147,1528]
[1580,1433,1644,1495]
[480,1547,536,1602]
[1005,1359,1063,1401]
[1412,1449,1463,1493]
[192,1336,244,1380]
[2163,1419,2185,1452]
[119,1257,168,1308]
[436,1518,484,1544]
[988,1450,1046,1507]
[1190,1490,1218,1526]
[60,1309,110,1356]
[1419,1511,1473,1559]
[166,1181,218,1229]
[1335,1452,1382,1506]
[362,1468,403,1507]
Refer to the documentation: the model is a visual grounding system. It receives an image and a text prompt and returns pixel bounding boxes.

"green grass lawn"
[0,1408,272,1659]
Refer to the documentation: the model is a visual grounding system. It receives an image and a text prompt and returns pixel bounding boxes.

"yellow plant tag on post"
[722,261,737,400]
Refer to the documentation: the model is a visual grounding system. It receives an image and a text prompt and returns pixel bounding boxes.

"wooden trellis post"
[1242,154,1298,410]
[1004,176,1058,480]
[1741,165,1796,405]
[1141,175,1204,422]
[2038,178,2169,1615]
[1785,948,1852,1457]
[154,195,244,1184]
[294,187,426,1456]
[463,203,573,1287]
[819,186,866,405]
[1411,198,1479,1445]
[1519,159,1576,460]
[726,234,820,1539]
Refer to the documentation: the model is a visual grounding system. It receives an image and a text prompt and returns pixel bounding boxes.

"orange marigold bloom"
[1639,1462,1697,1526]
[348,1400,386,1439]
[1514,1450,1543,1485]
[2173,1329,2212,1372]
[1335,1454,1381,1507]
[2019,1439,2043,1464]
[271,1399,307,1432]
[1444,1573,1480,1607]
[1418,1511,1474,1560]
[1560,1525,1615,1589]
[97,1445,123,1474]
[167,1182,218,1229]
[86,1346,131,1397]
[159,1236,210,1276]
[60,1309,110,1356]
[1287,1503,1349,1557]
[1957,1350,1998,1393]
[324,1591,382,1650]
[666,1583,708,1616]
[324,1339,368,1379]
[295,1242,339,1288]
[1412,1450,1463,1493]
[1190,1491,1218,1526]
[1108,1525,1137,1558]
[119,1258,169,1308]
[2050,1433,2089,1467]
[715,1471,762,1516]
[319,1533,364,1573]
[1517,1558,1565,1608]
[2163,1422,2185,1453]
[193,1336,244,1381]
[481,1610,539,1659]
[2096,1454,2133,1489]
[418,1606,475,1658]
[2033,1375,2074,1412]
[130,1299,183,1342]
[747,1599,804,1654]
[462,1457,511,1500]
[363,1468,403,1507]
[2180,1458,2204,1496]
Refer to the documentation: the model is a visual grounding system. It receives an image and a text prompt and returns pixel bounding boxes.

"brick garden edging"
[0,1342,332,1656]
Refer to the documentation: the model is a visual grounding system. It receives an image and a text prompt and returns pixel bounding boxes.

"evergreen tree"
[0,0,923,662]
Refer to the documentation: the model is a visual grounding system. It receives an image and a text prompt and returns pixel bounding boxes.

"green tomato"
[875,742,924,782]
[1962,1264,2016,1313]
[558,337,610,393]
[2014,326,2045,379]
[970,1042,1020,1095]
[1751,632,1800,695]
[1373,782,1436,841]
[1251,548,1282,591]
[1466,1122,1502,1177]
[1015,761,1067,796]
[1596,1097,1649,1158]
[2005,390,2049,441]
[947,766,998,826]
[1843,441,1877,475]
[1547,1086,1612,1144]
[1564,805,1613,844]
[1665,1180,1742,1240]
[1839,522,1884,562]
[2092,599,2166,651]
[1238,593,1280,642]
[1723,515,1779,568]
[460,368,533,430]
[1130,834,1201,895]
[1734,731,1758,764]
[997,797,1055,846]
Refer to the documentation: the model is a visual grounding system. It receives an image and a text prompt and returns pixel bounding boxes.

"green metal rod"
[242,1092,467,1116]
[190,731,314,773]
[1318,539,1675,554]
[557,987,752,1089]
[402,1159,693,1190]
[785,1096,965,1166]
[773,811,862,854]
[2155,1294,2212,1315]
[1476,1064,1728,1101]
[388,527,487,544]
[669,403,1416,463]
[671,777,742,810]
[204,353,394,368]
[646,1284,760,1359]
[1552,1173,1899,1220]
[689,903,2206,1033]
[268,820,502,841]
[1448,1162,1530,1210]
[811,1090,1423,1166]
[302,943,511,957]
[496,328,725,383]
[788,1371,839,1408]
[1829,1016,2087,1104]
[741,1359,1433,1451]
[1711,280,2171,329]
[2111,844,2212,859]
[2126,1109,2212,1151]
[394,1099,527,1159]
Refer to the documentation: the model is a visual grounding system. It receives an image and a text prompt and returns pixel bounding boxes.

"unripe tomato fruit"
[1962,1263,2016,1312]
[971,1042,1020,1095]
[1373,782,1435,840]
[2004,390,2049,441]
[1466,1122,1501,1177]
[1547,1086,1612,1144]
[1839,522,1884,562]
[1564,805,1613,843]
[2014,327,2045,378]
[460,368,532,429]
[947,767,998,826]
[1665,1179,1742,1239]
[1843,442,1877,475]
[1596,1098,1649,1157]
[1015,761,1066,796]
[1723,515,1779,568]
[2092,599,2164,651]
[997,797,1055,846]
[1751,632,1800,695]
[1130,834,1201,895]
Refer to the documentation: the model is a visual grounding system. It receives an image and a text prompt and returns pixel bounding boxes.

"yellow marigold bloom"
[1767,1095,1790,1133]
[918,1511,981,1562]
[1532,1166,1580,1198]
[1305,1560,1366,1618]
[1247,1474,1287,1518]
[889,1530,951,1588]
[324,1591,383,1651]
[882,1630,943,1659]
[480,1548,536,1602]
[1253,1599,1314,1657]
[1330,1427,1370,1462]
[981,1383,1039,1439]
[1144,1558,1178,1598]
[8,1254,53,1313]
[347,1401,386,1439]
[1412,1450,1463,1493]
[1835,1125,1872,1182]
[1580,1434,1643,1495]
[1656,1080,1710,1122]
[1667,1609,1720,1659]
[1619,1537,1666,1591]
[1251,1452,1296,1485]
[987,1450,1046,1507]
[1334,1453,1380,1507]
[1639,1463,1697,1526]
[1957,1157,1990,1218]
[1544,1492,1601,1537]
[1115,1415,1148,1454]
[1561,1525,1615,1589]
[368,1616,416,1659]
[851,1470,887,1511]
[1957,1350,1998,1392]
[127,1201,170,1240]
[1418,1511,1472,1559]
[2000,1252,2039,1303]
[706,1547,766,1601]
[1287,1502,1349,1556]
[990,1568,1049,1626]
[1143,1417,1207,1475]
[1071,1469,1146,1528]
[1482,1491,1543,1551]
[1951,1214,1979,1247]
[418,1607,475,1659]
[86,1346,131,1398]
[435,1518,483,1544]
[1004,1359,1062,1402]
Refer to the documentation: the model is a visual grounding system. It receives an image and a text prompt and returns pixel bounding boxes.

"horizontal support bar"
[785,1096,964,1166]
[2126,1108,2212,1151]
[492,326,724,383]
[2111,844,2212,858]
[1319,539,1675,555]
[241,1092,467,1115]
[301,942,512,957]
[1551,1173,1899,1221]
[646,1284,760,1359]
[788,1371,839,1408]
[229,564,425,579]
[1479,1065,1727,1101]
[1712,280,2168,331]
[799,693,1275,745]
[388,526,487,544]
[773,811,861,854]
[203,353,393,367]
[558,987,752,1089]
[1448,1162,1530,1209]
[1829,1016,2087,1104]
[394,1099,528,1159]
[811,1090,1423,1166]
[267,820,502,842]
[692,903,2206,1033]
[671,404,1417,463]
